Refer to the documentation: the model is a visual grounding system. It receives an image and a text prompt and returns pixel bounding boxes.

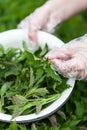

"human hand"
[18,0,87,44]
[46,34,87,80]
[17,0,64,43]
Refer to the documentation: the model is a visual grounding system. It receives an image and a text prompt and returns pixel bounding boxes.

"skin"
[18,0,87,80]
[46,37,87,80]
[18,0,87,43]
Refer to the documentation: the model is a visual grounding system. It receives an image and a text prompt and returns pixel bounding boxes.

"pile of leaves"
[0,43,68,119]
[0,0,87,130]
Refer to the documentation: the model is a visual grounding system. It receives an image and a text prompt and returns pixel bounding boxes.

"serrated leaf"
[0,44,4,56]
[36,99,42,114]
[5,48,19,60]
[63,119,81,128]
[29,66,34,87]
[8,122,18,130]
[35,88,49,97]
[31,123,37,130]
[46,65,61,82]
[48,115,57,128]
[35,68,44,80]
[39,44,48,57]
[18,124,27,130]
[13,95,28,106]
[57,110,66,120]
[5,68,19,78]
[22,41,29,52]
[74,101,84,118]
[0,100,2,112]
[0,82,11,106]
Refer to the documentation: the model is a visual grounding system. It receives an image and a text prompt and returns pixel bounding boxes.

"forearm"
[45,0,87,22]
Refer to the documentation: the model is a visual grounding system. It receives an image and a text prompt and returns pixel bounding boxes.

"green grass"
[0,0,87,129]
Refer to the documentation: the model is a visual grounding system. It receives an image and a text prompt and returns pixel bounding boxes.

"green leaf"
[0,100,2,112]
[35,68,44,80]
[0,83,10,97]
[74,101,85,118]
[39,44,48,57]
[63,119,81,128]
[13,95,28,106]
[5,67,19,78]
[22,41,29,52]
[46,65,61,82]
[0,44,4,56]
[0,82,11,107]
[0,43,68,117]
[5,47,19,60]
[8,122,18,130]
[29,66,34,87]
[48,115,57,128]
[31,123,37,130]
[35,88,49,97]
[36,99,42,114]
[18,124,27,130]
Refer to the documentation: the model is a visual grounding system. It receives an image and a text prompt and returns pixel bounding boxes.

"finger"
[17,16,30,29]
[28,14,42,44]
[50,57,84,79]
[28,25,38,44]
[42,12,61,33]
[46,48,72,61]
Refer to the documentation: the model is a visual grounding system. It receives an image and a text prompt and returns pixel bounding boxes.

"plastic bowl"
[0,29,75,123]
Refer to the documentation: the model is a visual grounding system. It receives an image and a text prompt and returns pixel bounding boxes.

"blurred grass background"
[0,0,87,130]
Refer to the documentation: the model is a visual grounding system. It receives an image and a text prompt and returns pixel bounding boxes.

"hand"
[46,34,87,80]
[18,0,62,43]
[18,0,87,44]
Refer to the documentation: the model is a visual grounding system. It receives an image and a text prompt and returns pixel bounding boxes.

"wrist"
[43,0,87,23]
[43,0,69,23]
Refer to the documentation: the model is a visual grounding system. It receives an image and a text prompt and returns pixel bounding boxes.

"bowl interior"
[0,29,75,123]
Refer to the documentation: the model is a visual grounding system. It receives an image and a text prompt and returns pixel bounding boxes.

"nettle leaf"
[27,52,37,66]
[0,82,11,106]
[31,123,37,130]
[0,44,4,56]
[16,52,26,63]
[18,124,27,130]
[11,107,24,119]
[74,101,85,118]
[13,95,28,106]
[34,75,45,87]
[12,101,35,119]
[48,115,57,128]
[5,67,19,78]
[62,118,81,128]
[45,64,62,82]
[8,122,18,130]
[29,66,35,87]
[25,49,41,68]
[36,99,42,114]
[22,41,29,52]
[0,43,68,117]
[39,44,48,57]
[34,88,49,97]
[5,48,19,60]
[0,68,6,79]
[35,68,44,80]
[57,110,66,120]
[25,87,49,98]
[0,100,2,112]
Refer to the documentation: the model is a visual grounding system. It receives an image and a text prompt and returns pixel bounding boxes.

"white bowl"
[0,29,75,123]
